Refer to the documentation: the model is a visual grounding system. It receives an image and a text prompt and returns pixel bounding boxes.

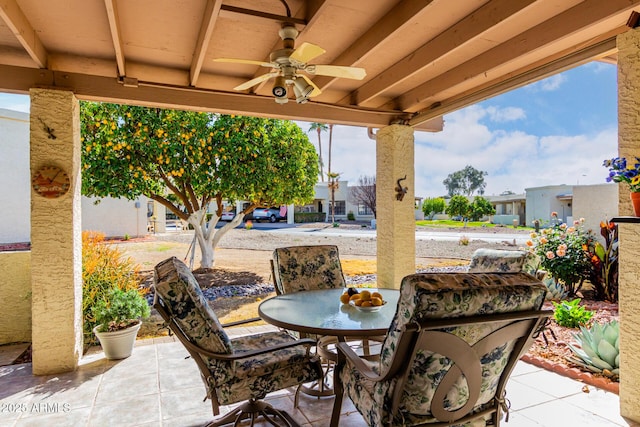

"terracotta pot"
[631,192,640,217]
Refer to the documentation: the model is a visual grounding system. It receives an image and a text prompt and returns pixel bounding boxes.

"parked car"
[250,207,286,223]
[220,210,236,221]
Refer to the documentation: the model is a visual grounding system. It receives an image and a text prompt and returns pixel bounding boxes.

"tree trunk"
[187,209,245,269]
[316,128,324,182]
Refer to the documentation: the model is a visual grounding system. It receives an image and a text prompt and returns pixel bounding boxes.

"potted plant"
[92,287,150,360]
[603,156,640,216]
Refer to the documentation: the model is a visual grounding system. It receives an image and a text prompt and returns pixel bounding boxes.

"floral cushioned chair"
[330,272,551,427]
[468,248,534,273]
[153,256,322,427]
[272,245,346,294]
[271,245,382,398]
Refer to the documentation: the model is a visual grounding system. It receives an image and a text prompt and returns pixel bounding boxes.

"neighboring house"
[526,183,618,234]
[0,108,153,243]
[485,192,526,226]
[303,180,375,222]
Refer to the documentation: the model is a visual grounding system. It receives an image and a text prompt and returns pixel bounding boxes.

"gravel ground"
[155,223,530,261]
[147,223,531,301]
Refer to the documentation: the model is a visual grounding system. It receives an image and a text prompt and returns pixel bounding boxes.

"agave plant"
[540,273,569,301]
[566,320,619,379]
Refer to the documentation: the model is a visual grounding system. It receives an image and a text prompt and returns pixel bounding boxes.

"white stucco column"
[30,89,83,374]
[617,27,640,423]
[376,124,415,289]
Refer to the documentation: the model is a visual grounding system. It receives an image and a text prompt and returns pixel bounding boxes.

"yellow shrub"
[82,231,143,345]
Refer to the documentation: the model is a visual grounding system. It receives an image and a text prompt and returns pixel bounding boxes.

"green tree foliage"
[445,195,470,219]
[443,165,488,196]
[468,196,496,221]
[80,103,318,268]
[422,197,446,219]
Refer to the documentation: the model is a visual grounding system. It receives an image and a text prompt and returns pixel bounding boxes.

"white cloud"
[486,106,526,122]
[528,74,567,92]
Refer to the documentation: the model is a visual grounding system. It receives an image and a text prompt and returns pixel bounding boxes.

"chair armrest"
[221,317,262,328]
[336,341,387,382]
[177,321,317,361]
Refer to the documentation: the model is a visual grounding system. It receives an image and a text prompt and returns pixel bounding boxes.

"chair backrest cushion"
[272,245,346,294]
[468,248,530,273]
[154,256,232,354]
[380,272,546,417]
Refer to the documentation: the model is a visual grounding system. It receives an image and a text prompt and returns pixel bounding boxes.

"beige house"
[1,2,640,422]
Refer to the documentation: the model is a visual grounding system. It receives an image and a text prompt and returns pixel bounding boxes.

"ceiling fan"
[214,25,366,104]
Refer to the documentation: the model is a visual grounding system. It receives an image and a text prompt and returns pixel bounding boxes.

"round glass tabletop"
[258,288,399,337]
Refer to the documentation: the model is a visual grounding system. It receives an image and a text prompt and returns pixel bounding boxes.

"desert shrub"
[82,231,143,344]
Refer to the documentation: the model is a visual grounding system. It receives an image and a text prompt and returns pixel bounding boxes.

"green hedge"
[294,212,326,223]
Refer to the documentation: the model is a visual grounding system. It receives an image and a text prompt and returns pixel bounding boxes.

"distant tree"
[445,195,470,219]
[468,196,496,221]
[422,197,446,219]
[308,123,328,181]
[349,175,377,218]
[327,171,340,223]
[443,165,488,196]
[81,103,318,269]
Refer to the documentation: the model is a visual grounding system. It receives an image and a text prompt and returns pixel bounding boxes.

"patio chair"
[153,256,322,427]
[468,248,532,273]
[271,245,382,396]
[330,272,551,427]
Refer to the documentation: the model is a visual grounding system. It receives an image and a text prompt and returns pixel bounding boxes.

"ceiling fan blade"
[289,42,326,64]
[234,72,279,91]
[214,58,274,68]
[299,74,322,98]
[306,64,366,80]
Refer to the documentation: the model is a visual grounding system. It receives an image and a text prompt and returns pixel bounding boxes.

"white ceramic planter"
[93,320,142,360]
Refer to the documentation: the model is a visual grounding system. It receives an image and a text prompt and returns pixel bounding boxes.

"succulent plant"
[566,320,619,379]
[540,273,569,301]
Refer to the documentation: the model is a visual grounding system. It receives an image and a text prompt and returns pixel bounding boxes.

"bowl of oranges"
[340,288,386,312]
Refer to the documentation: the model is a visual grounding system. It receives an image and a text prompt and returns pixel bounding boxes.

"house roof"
[0,1,637,129]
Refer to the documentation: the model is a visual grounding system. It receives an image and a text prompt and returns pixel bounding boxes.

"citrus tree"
[80,103,318,268]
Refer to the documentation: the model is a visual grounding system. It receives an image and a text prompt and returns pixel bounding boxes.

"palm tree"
[327,124,334,182]
[327,171,340,224]
[308,123,327,182]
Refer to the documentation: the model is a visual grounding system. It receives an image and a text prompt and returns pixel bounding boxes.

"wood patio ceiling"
[0,0,638,131]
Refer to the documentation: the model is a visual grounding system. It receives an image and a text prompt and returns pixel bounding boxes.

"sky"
[0,61,619,198]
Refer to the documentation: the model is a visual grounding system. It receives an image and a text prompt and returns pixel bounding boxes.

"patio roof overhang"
[0,0,637,130]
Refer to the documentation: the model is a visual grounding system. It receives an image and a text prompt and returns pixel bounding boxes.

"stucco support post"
[30,89,83,374]
[376,124,415,289]
[617,27,640,423]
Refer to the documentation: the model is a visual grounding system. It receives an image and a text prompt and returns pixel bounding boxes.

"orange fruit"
[361,301,373,307]
[371,297,383,306]
[340,292,350,304]
[350,294,362,302]
[359,290,371,301]
[354,298,364,306]
[372,292,383,300]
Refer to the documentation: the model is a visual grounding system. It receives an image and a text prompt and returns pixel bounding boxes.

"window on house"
[330,201,346,215]
[358,204,373,215]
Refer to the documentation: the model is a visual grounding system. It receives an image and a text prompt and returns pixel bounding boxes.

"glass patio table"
[258,288,399,339]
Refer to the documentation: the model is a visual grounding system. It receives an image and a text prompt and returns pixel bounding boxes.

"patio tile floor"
[0,324,636,427]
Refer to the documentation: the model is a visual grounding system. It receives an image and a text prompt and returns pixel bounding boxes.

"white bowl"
[350,300,387,312]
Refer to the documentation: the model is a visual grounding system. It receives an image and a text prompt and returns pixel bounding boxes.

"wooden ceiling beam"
[409,37,618,126]
[392,0,640,112]
[311,0,435,93]
[103,0,126,77]
[0,0,47,68]
[0,64,405,127]
[190,0,223,86]
[344,0,536,106]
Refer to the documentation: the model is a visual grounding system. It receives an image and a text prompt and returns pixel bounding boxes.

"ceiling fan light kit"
[215,24,366,104]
